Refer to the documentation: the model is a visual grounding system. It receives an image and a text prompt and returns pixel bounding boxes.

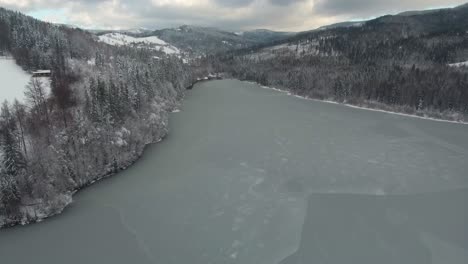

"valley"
[1,2,468,263]
[0,4,467,264]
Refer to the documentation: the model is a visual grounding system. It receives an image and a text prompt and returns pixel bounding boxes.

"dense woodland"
[0,8,200,227]
[212,5,468,120]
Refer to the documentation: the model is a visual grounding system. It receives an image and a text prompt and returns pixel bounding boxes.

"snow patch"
[114,127,130,147]
[115,138,127,147]
[0,58,31,102]
[448,61,468,67]
[98,33,180,55]
[99,33,167,46]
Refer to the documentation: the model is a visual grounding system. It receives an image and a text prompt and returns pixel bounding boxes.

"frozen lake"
[0,79,467,263]
[0,58,31,103]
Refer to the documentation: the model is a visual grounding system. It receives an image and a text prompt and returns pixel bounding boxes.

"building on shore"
[32,70,51,78]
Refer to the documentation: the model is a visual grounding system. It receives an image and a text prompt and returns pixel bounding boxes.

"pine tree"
[0,102,26,177]
[0,102,25,211]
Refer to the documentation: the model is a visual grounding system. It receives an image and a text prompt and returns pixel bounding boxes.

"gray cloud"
[213,0,255,7]
[269,0,305,6]
[0,0,466,31]
[314,0,467,17]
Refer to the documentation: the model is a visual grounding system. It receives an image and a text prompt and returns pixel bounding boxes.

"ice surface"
[0,80,466,264]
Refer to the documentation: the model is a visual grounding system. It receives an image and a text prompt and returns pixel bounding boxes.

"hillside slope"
[153,26,293,55]
[213,4,468,122]
[97,32,181,55]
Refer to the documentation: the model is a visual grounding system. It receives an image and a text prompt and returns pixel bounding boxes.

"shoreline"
[0,132,167,229]
[186,74,223,90]
[249,81,468,125]
[1,74,210,230]
[0,104,175,229]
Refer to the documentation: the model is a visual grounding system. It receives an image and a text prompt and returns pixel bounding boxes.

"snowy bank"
[187,73,224,89]
[0,109,172,229]
[251,82,468,125]
[448,61,468,67]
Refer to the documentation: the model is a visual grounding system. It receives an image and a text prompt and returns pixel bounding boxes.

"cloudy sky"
[0,0,466,31]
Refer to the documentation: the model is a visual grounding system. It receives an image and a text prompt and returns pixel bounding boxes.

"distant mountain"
[397,9,447,17]
[368,4,468,39]
[150,25,247,54]
[89,2,468,58]
[91,25,293,55]
[123,28,153,34]
[316,21,365,31]
[398,3,468,16]
[240,29,295,43]
[148,25,293,55]
[90,28,153,36]
[456,3,468,9]
[238,3,468,64]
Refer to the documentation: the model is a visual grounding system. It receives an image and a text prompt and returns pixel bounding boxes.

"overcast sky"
[0,0,466,31]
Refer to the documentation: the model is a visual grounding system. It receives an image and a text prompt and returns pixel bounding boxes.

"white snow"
[159,46,180,55]
[115,138,127,147]
[448,61,468,67]
[0,58,31,103]
[87,58,96,65]
[98,33,180,54]
[99,33,167,46]
[36,77,52,95]
[32,70,51,75]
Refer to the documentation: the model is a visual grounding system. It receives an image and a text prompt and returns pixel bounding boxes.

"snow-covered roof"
[32,70,51,74]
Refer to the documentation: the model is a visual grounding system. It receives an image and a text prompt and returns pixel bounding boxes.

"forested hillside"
[213,4,468,121]
[0,8,198,227]
[129,26,293,55]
